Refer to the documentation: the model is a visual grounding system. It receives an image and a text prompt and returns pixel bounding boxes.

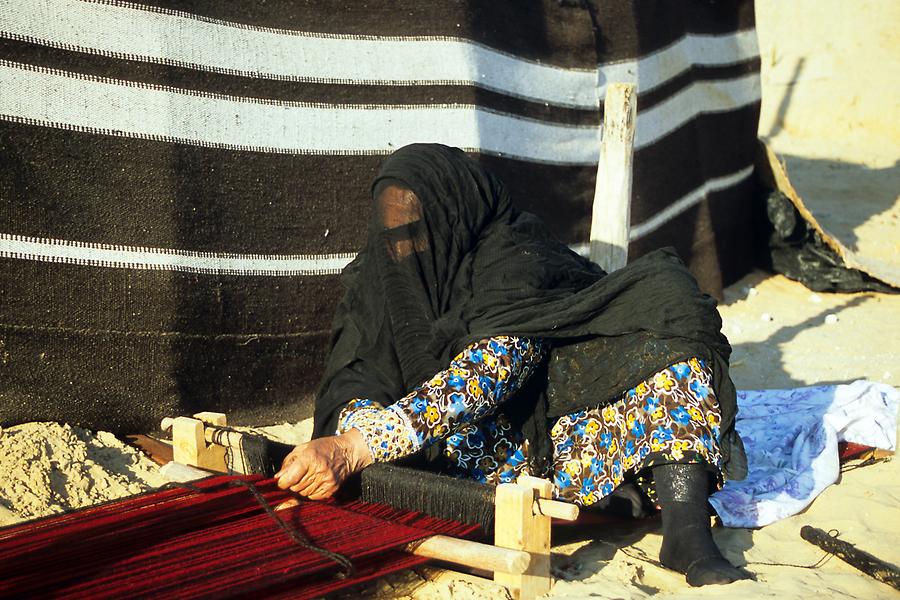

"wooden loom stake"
[165,412,229,472]
[494,475,554,600]
[800,526,900,590]
[589,82,636,273]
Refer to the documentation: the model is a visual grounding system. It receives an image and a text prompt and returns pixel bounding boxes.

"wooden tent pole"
[589,82,637,272]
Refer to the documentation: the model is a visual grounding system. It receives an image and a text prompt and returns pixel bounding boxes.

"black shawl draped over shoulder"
[313,144,746,480]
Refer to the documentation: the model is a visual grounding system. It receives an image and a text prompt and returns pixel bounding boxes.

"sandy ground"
[722,273,899,390]
[0,422,166,526]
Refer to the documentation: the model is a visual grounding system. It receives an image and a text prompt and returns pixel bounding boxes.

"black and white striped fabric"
[0,1,761,431]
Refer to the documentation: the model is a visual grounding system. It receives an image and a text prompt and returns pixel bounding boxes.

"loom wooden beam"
[534,498,579,521]
[274,497,533,576]
[161,412,230,472]
[126,434,173,465]
[161,412,227,435]
[405,535,530,575]
[589,82,636,273]
[494,475,554,600]
[162,417,247,449]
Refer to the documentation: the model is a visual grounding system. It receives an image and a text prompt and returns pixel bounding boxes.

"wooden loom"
[155,411,580,600]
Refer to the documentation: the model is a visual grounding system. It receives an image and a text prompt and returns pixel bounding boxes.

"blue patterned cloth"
[709,380,899,527]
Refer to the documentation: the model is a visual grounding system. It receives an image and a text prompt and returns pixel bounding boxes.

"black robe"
[313,143,746,480]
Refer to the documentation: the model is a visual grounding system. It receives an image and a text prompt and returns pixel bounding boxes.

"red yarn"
[0,475,479,599]
[838,441,876,462]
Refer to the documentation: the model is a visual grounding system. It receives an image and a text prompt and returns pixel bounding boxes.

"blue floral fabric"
[710,380,898,527]
[339,336,724,506]
[338,336,545,461]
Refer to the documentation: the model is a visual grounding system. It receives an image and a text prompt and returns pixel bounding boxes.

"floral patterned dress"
[337,336,723,507]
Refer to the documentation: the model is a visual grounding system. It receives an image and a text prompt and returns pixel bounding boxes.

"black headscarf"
[313,144,746,480]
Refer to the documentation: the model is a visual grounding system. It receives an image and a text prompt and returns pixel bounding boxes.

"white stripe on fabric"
[568,163,755,256]
[634,74,761,148]
[0,61,760,165]
[598,29,759,97]
[0,0,598,109]
[629,164,756,241]
[1,0,759,110]
[1,169,754,275]
[0,61,599,165]
[0,233,355,276]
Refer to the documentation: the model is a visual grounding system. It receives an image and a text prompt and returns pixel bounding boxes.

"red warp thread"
[838,441,876,462]
[0,474,480,599]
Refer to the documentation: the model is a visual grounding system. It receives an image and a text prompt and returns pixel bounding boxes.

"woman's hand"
[274,429,373,500]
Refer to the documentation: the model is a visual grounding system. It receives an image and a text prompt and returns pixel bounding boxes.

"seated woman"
[276,144,749,587]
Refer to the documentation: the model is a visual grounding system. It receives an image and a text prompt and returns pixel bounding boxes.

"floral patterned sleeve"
[337,336,546,463]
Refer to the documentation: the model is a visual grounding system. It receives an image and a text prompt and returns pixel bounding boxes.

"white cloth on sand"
[710,380,898,528]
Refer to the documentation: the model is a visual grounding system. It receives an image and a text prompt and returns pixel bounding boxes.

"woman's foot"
[653,463,750,586]
[657,508,748,586]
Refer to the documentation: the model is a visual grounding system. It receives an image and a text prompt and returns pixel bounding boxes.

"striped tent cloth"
[0,0,761,432]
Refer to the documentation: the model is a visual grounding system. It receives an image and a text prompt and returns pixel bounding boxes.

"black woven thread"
[181,428,496,532]
[203,426,294,477]
[360,463,496,532]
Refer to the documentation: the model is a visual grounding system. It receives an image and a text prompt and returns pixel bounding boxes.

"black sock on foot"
[657,503,747,586]
[653,464,749,586]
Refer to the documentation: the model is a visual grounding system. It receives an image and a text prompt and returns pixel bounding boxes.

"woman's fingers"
[275,448,310,490]
[291,464,338,498]
[274,434,364,499]
[291,475,319,496]
[305,487,335,501]
[299,472,338,500]
[274,446,299,480]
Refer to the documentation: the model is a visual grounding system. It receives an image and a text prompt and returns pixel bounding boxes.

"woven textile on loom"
[0,475,479,599]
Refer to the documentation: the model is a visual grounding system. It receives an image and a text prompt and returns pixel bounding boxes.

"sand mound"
[0,421,166,526]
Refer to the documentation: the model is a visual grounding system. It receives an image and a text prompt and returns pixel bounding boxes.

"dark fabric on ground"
[314,144,746,480]
[761,191,897,293]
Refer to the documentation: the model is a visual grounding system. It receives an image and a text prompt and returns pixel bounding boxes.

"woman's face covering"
[376,184,429,262]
